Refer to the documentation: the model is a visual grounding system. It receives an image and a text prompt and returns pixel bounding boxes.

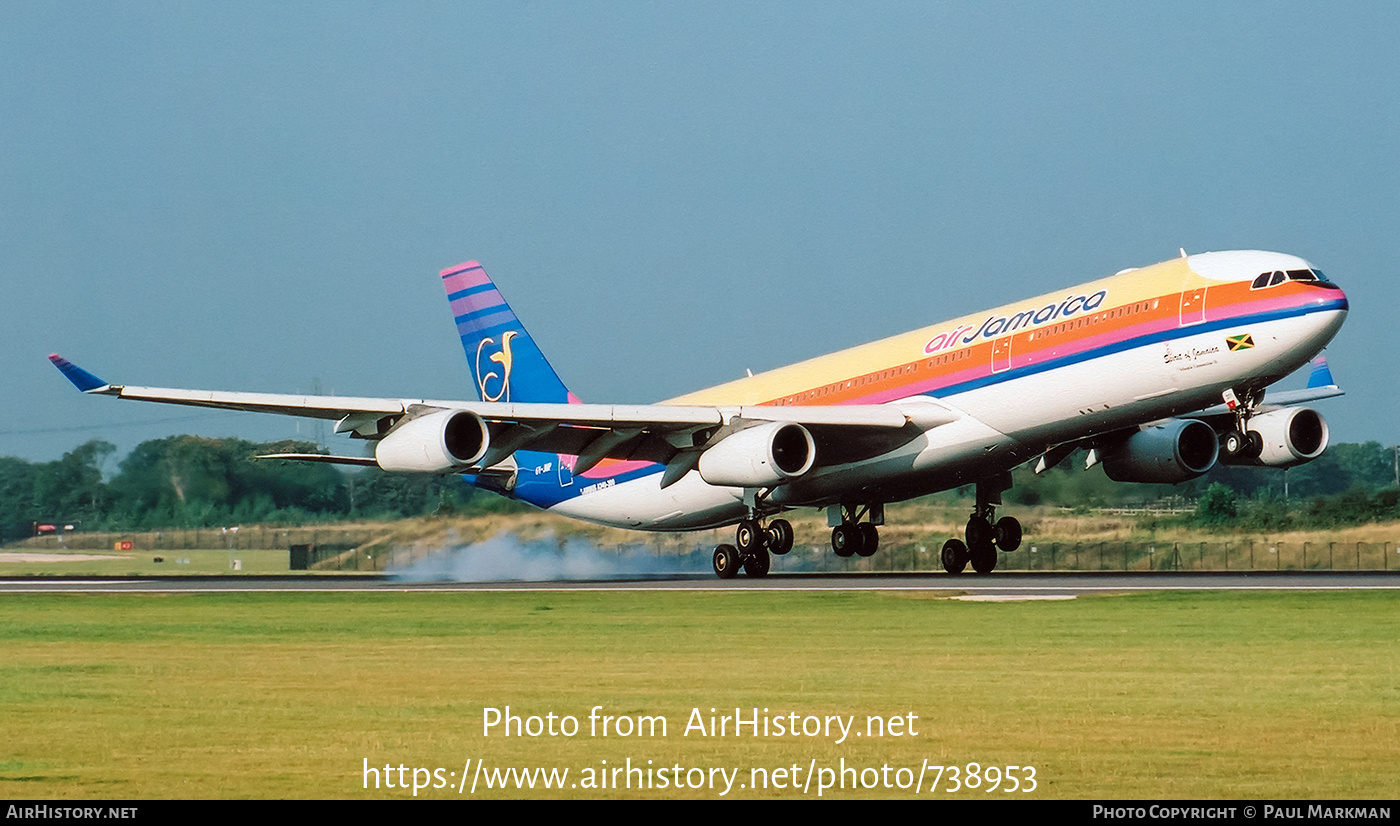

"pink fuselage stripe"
[579,459,653,478]
[1206,293,1305,321]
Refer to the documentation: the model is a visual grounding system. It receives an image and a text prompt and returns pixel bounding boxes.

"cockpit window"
[1251,267,1335,290]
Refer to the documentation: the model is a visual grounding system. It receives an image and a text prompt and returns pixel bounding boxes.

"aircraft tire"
[856,523,879,557]
[966,516,993,549]
[743,549,771,577]
[994,516,1022,552]
[713,544,740,579]
[767,519,794,555]
[970,542,998,574]
[736,520,763,553]
[941,539,968,574]
[831,524,859,558]
[1222,429,1248,458]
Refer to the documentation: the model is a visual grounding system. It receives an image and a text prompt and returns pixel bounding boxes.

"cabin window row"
[773,296,1169,404]
[777,359,938,405]
[1026,299,1159,341]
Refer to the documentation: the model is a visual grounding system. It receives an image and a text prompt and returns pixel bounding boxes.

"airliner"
[51,249,1347,578]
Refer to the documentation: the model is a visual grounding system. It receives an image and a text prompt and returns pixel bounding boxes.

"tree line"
[3,435,1398,541]
[0,435,525,542]
[1003,440,1400,529]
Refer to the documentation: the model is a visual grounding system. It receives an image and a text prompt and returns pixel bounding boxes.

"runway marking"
[952,594,1078,601]
[2,580,1398,594]
[0,554,131,562]
[1,580,145,586]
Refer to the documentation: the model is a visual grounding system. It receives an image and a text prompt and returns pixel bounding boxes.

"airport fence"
[6,528,1397,573]
[375,537,1397,574]
[763,539,1396,573]
[7,526,381,554]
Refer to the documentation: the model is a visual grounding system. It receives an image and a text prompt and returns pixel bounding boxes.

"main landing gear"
[829,502,881,559]
[942,473,1022,575]
[712,517,794,579]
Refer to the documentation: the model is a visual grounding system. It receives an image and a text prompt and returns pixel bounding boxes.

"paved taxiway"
[2,571,1396,595]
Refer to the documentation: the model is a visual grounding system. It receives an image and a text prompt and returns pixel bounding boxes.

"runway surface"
[1,571,1397,595]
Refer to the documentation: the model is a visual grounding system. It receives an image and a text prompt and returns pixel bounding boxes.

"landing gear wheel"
[966,516,993,549]
[970,542,998,574]
[743,549,771,577]
[1222,429,1248,458]
[1246,431,1264,458]
[736,520,764,553]
[831,524,859,558]
[941,539,969,574]
[856,523,879,557]
[712,544,739,579]
[994,516,1022,552]
[766,519,794,555]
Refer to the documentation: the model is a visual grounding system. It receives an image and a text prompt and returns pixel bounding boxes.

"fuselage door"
[1180,287,1207,326]
[991,335,1013,373]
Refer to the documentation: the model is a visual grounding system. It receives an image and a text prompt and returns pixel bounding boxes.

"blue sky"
[3,2,1397,466]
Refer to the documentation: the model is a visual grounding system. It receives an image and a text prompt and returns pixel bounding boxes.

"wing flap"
[256,453,380,467]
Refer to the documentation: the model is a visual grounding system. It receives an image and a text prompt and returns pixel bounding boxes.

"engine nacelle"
[375,409,490,473]
[1103,418,1219,483]
[698,422,816,488]
[1244,407,1329,468]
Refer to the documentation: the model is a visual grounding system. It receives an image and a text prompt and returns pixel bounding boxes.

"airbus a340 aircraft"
[52,249,1346,578]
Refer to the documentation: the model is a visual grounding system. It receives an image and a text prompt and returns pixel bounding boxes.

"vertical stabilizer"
[440,261,573,404]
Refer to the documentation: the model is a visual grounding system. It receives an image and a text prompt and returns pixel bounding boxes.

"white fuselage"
[547,253,1347,531]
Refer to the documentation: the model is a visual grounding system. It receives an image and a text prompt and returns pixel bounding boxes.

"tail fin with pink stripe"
[440,261,573,404]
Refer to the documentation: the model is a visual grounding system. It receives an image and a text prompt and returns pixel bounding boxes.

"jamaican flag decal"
[1226,333,1255,351]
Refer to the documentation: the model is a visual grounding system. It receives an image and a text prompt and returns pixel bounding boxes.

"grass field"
[0,589,1396,799]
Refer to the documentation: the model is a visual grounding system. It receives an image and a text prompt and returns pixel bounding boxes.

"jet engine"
[375,409,490,472]
[1240,407,1329,468]
[698,421,816,487]
[1102,418,1219,483]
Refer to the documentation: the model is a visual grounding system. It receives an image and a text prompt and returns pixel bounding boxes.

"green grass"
[0,590,1395,799]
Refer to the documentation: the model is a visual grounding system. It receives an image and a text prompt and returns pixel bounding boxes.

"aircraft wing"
[1031,356,1344,474]
[1189,385,1343,418]
[1182,355,1343,420]
[49,355,957,474]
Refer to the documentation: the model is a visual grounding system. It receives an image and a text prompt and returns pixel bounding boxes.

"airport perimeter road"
[1,571,1398,595]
